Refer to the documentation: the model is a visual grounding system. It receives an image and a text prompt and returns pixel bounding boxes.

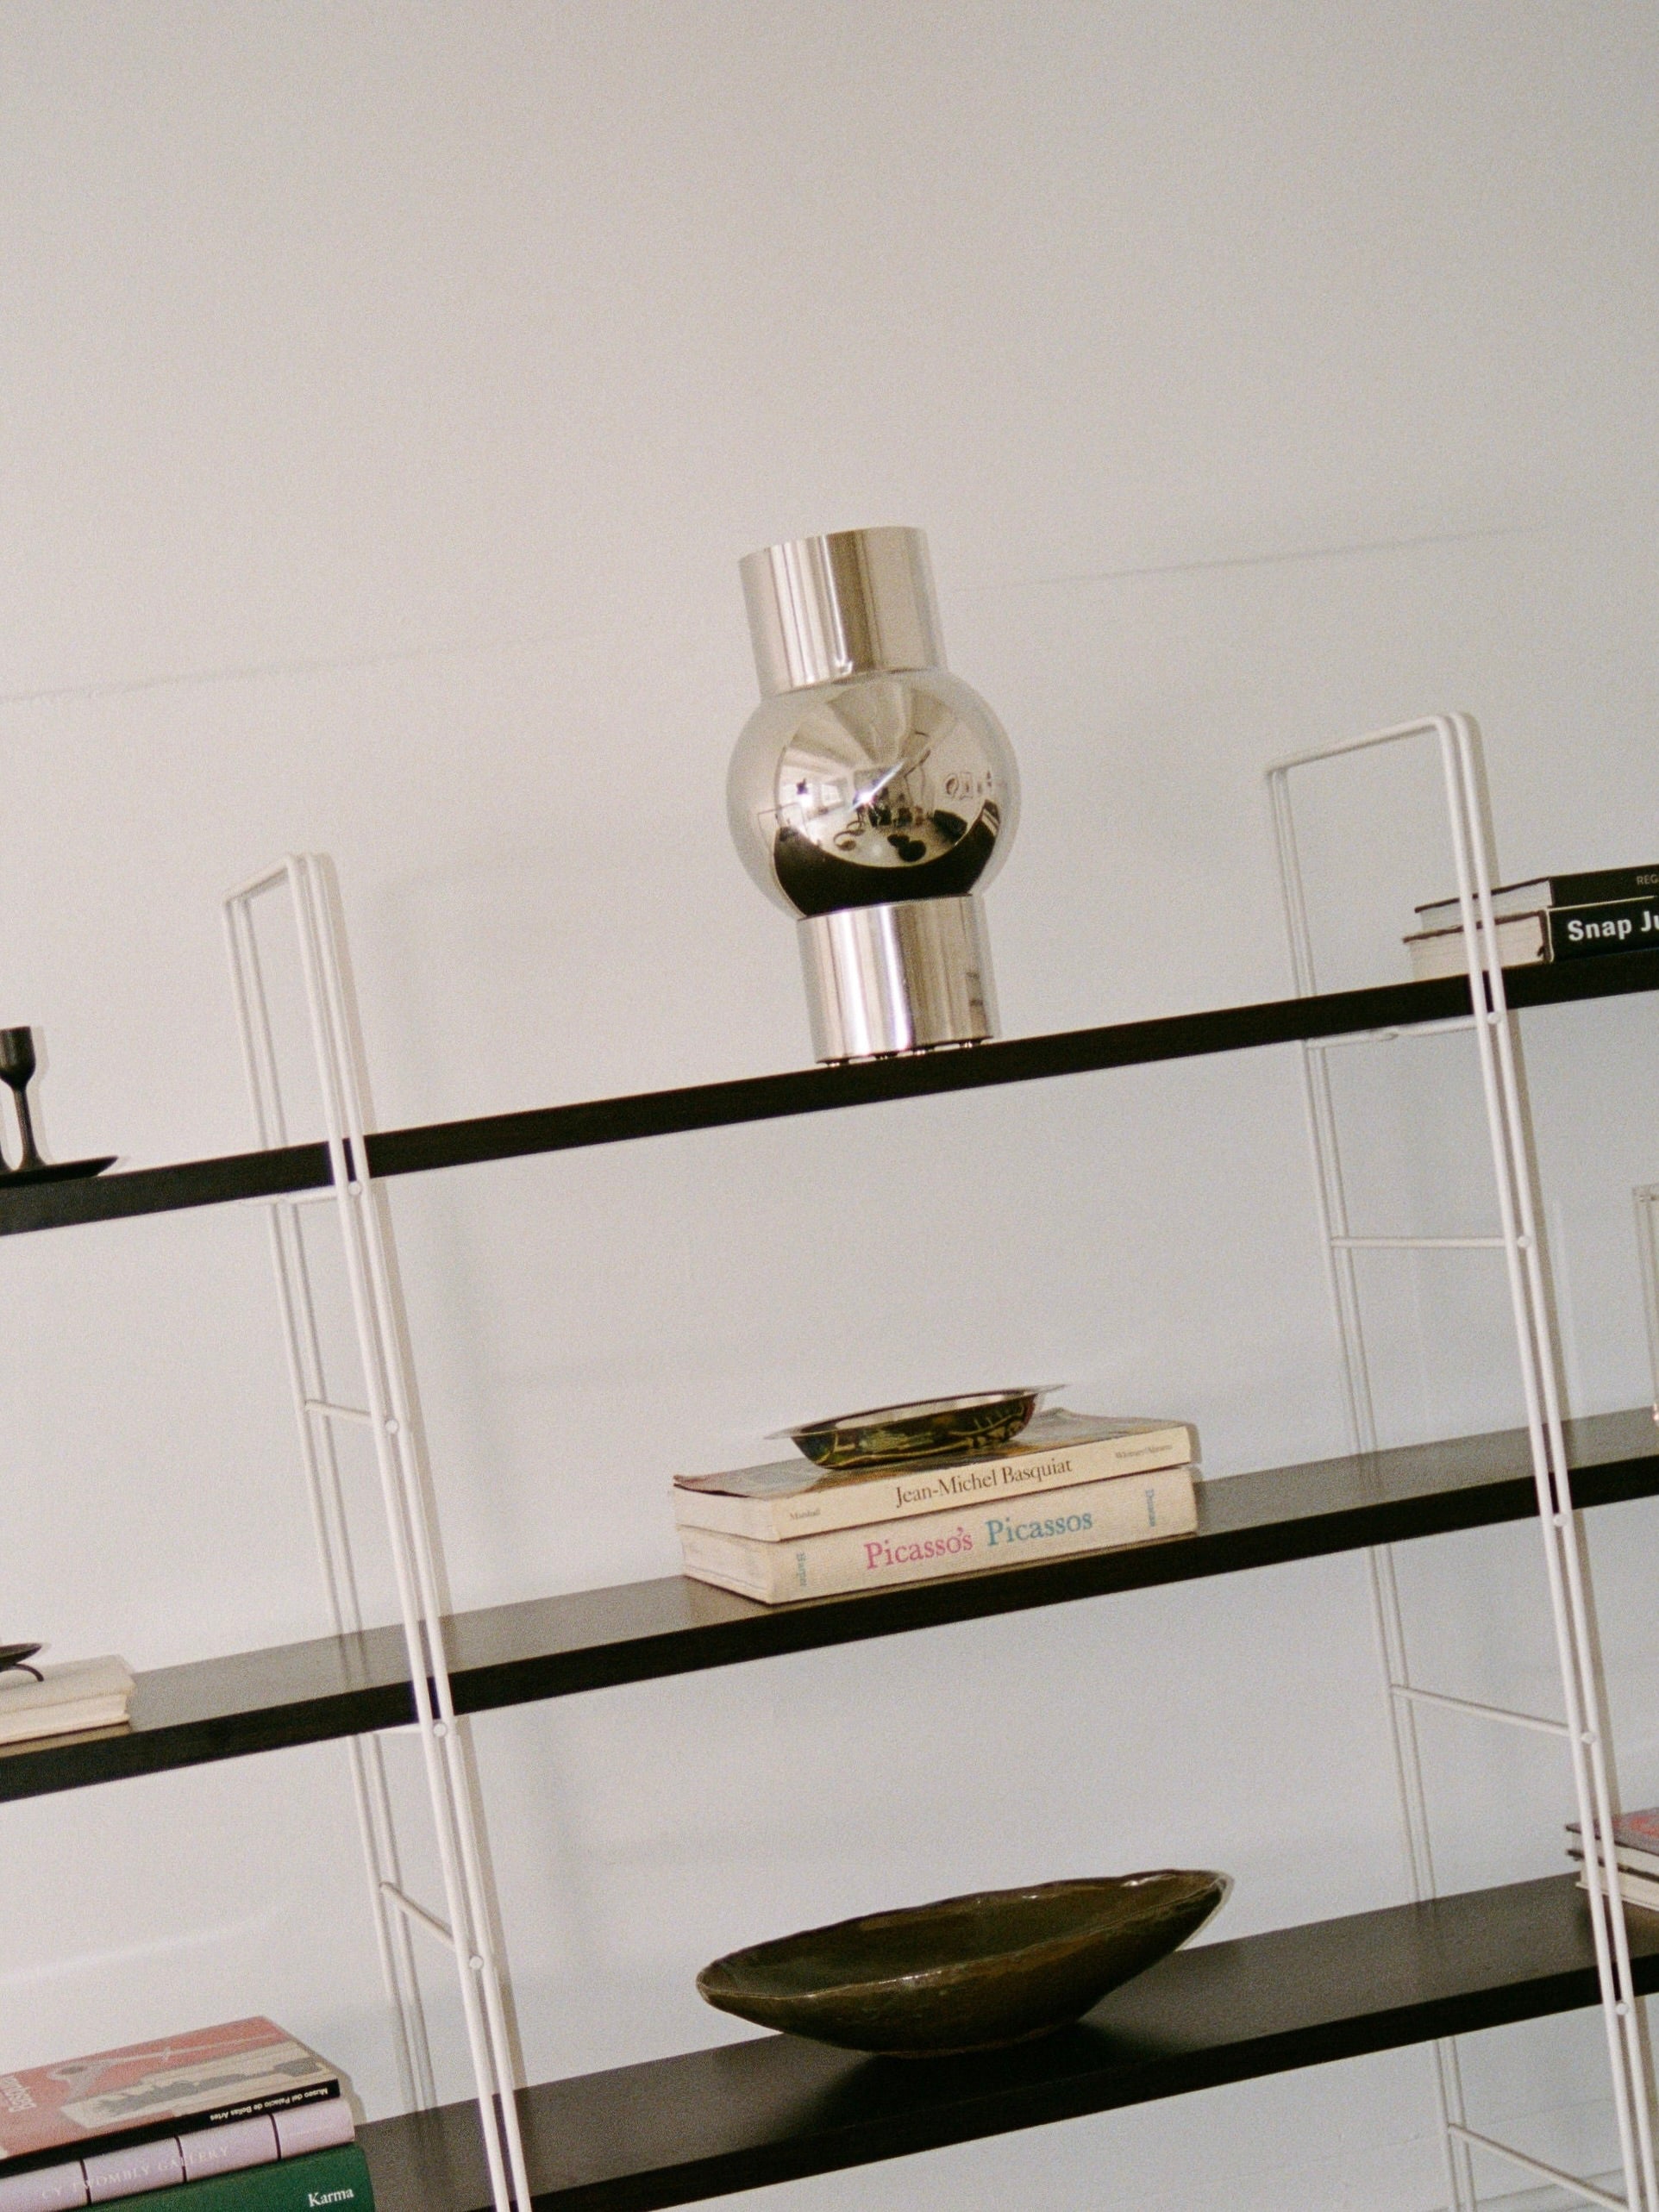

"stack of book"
[1404,865,1659,981]
[0,2019,369,2212]
[673,1409,1199,1605]
[0,1659,134,1748]
[1568,1807,1659,1914]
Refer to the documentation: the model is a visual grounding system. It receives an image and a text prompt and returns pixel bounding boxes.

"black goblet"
[0,1027,47,1172]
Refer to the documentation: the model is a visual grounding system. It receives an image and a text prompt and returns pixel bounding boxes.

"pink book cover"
[1568,1807,1659,1857]
[0,2021,338,2175]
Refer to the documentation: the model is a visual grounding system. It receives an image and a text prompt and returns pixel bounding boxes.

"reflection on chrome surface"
[729,669,1017,918]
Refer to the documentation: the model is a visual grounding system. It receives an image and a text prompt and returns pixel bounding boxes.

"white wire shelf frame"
[1268,711,1657,2212]
[1635,1184,1659,1425]
[223,853,530,2212]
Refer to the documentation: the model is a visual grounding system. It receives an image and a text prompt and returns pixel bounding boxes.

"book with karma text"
[673,1410,1198,1541]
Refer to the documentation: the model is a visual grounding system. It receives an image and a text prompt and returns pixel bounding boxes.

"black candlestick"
[0,1028,47,1172]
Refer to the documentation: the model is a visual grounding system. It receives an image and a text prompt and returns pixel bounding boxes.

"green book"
[99,2146,372,2212]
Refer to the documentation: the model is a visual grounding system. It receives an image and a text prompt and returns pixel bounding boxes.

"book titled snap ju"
[673,1411,1198,1541]
[1405,889,1659,981]
[679,1462,1198,1604]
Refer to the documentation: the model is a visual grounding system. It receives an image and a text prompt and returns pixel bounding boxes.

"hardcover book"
[0,2022,341,2180]
[1415,865,1659,928]
[0,1659,134,1748]
[1404,895,1659,981]
[58,2145,374,2212]
[673,1410,1199,1541]
[679,1462,1198,1603]
[1567,1807,1659,1861]
[1574,1863,1659,1915]
[0,2095,356,2212]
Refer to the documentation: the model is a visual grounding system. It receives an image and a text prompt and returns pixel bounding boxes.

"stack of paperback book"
[1404,865,1659,981]
[673,1409,1199,1605]
[0,2019,369,2212]
[0,1658,135,1747]
[1568,1807,1659,1914]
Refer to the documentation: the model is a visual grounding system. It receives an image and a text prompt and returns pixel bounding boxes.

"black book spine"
[0,2083,341,2182]
[1549,866,1659,907]
[1418,865,1659,923]
[1549,897,1659,960]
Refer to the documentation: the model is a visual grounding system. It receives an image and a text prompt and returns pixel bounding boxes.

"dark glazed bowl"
[696,1870,1230,2056]
[783,1387,1054,1471]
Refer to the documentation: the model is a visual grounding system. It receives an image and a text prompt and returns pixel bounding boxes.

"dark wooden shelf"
[5,947,1657,1239]
[358,1873,1659,2212]
[6,1407,1656,1806]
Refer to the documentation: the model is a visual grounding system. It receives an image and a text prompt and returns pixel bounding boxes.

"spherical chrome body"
[729,527,1019,1062]
[727,667,1019,919]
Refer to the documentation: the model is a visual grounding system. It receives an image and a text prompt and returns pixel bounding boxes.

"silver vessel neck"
[741,526,944,697]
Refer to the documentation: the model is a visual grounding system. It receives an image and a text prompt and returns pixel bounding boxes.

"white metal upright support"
[223,855,529,2212]
[1635,1186,1659,1422]
[1268,715,1658,2212]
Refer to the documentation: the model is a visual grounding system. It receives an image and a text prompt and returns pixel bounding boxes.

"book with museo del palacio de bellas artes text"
[673,1409,1199,1541]
[0,2019,353,2212]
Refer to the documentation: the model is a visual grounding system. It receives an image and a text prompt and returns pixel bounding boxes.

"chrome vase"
[729,526,1019,1063]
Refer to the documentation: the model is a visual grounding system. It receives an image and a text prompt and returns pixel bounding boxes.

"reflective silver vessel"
[729,526,1019,1062]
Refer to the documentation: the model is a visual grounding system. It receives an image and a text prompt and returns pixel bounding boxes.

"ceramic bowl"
[782,1387,1055,1472]
[696,1870,1230,2056]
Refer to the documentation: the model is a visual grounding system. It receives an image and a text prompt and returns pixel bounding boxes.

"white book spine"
[0,2168,88,2212]
[1568,1841,1659,1882]
[673,1425,1197,1541]
[0,2103,354,2212]
[1405,912,1546,981]
[83,2143,184,2204]
[1577,1866,1659,1912]
[0,1698,132,1748]
[679,1465,1197,1603]
[0,1657,135,1747]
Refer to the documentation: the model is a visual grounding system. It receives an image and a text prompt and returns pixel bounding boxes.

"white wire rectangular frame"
[223,853,530,2212]
[218,735,1650,2212]
[1268,713,1656,2212]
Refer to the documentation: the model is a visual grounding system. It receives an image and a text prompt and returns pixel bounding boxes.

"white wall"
[2,6,1657,2207]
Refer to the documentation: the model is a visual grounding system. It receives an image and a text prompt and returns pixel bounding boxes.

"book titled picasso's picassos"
[679,1462,1198,1603]
[673,1411,1198,1541]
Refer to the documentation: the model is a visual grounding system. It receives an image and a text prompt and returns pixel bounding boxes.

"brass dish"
[696,1869,1229,2056]
[782,1387,1055,1471]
